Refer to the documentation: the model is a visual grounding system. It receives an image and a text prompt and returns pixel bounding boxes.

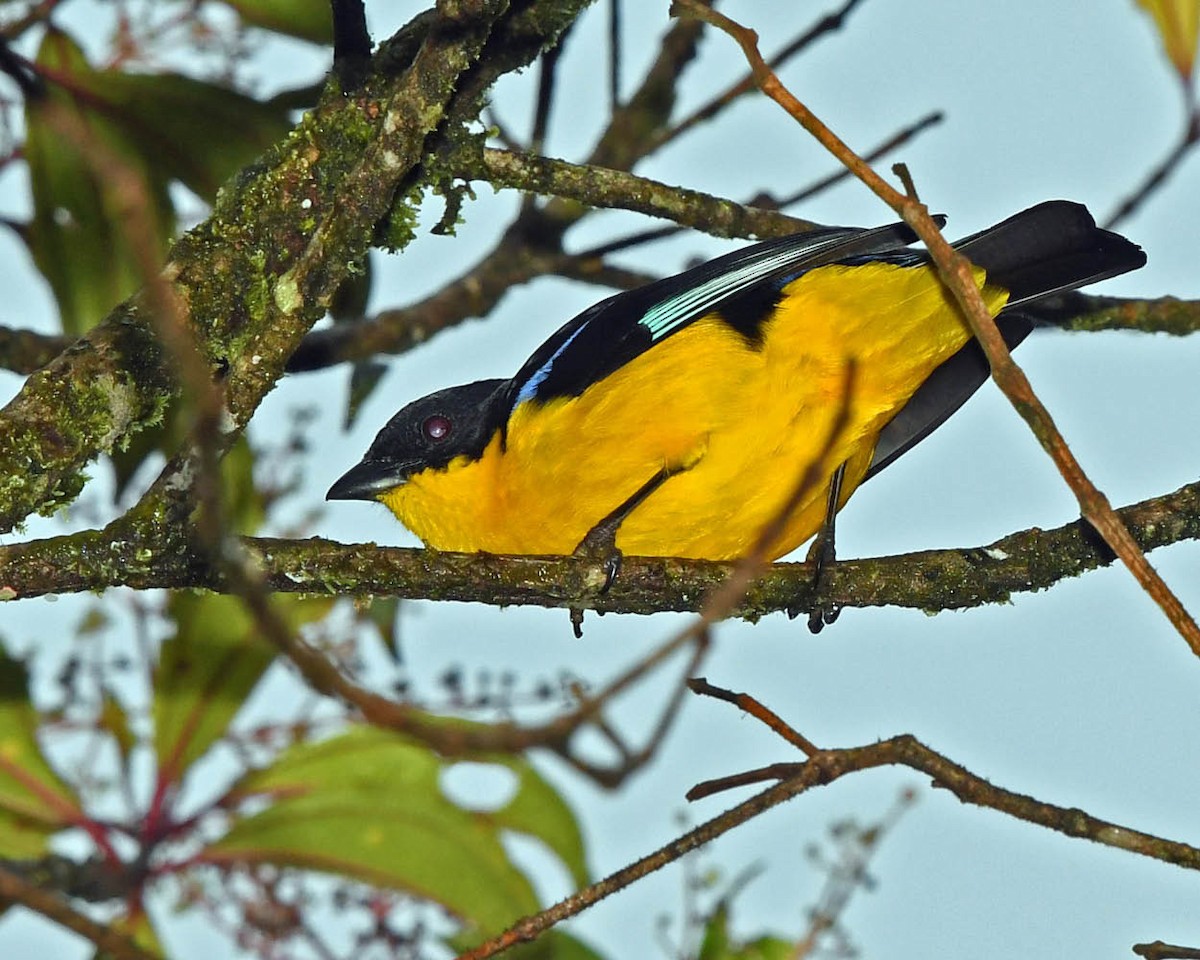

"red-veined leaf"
[153,592,331,785]
[0,649,86,848]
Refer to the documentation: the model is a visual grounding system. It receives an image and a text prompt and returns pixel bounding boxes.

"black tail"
[955,200,1146,307]
[865,201,1145,479]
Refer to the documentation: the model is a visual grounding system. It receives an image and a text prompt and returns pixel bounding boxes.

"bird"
[328,201,1145,571]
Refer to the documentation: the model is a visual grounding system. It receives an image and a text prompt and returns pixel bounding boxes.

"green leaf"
[0,806,65,858]
[154,592,274,783]
[24,27,294,334]
[68,70,294,201]
[98,691,137,766]
[484,755,589,890]
[698,903,797,960]
[218,0,334,44]
[207,725,586,939]
[93,907,164,960]
[25,30,174,334]
[221,435,266,535]
[0,650,85,845]
[153,592,330,783]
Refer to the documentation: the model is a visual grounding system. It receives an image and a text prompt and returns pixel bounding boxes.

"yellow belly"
[384,261,1006,560]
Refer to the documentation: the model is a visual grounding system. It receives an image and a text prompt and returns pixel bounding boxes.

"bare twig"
[607,0,620,112]
[0,325,73,374]
[696,361,856,623]
[1134,942,1200,960]
[572,110,944,263]
[454,761,834,959]
[455,719,1200,959]
[672,0,1200,656]
[651,0,869,152]
[688,678,819,755]
[552,627,711,788]
[1025,293,1200,336]
[1106,108,1200,229]
[473,147,811,238]
[202,588,709,786]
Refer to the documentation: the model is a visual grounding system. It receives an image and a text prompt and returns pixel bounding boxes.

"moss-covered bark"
[3,480,1197,620]
[0,0,591,533]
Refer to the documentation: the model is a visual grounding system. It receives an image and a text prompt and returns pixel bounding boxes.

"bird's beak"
[326,460,403,502]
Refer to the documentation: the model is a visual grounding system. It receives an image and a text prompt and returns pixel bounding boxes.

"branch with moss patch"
[0,0,589,533]
[2,478,1196,620]
[1025,293,1200,336]
[461,147,812,239]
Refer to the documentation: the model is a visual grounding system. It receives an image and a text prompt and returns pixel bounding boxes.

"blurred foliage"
[1,3,600,930]
[213,724,589,949]
[0,1,1194,958]
[697,904,798,960]
[0,651,85,859]
[24,27,292,335]
[216,0,334,44]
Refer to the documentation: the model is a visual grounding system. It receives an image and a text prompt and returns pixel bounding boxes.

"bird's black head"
[326,378,508,502]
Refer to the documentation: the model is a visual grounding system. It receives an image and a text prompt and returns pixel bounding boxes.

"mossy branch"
[0,0,590,533]
[2,479,1196,620]
[1025,293,1200,336]
[462,147,812,238]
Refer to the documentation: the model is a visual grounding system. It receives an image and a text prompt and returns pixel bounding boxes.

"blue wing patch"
[512,324,587,407]
[503,217,941,415]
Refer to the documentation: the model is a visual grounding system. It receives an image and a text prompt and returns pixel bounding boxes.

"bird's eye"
[422,414,452,441]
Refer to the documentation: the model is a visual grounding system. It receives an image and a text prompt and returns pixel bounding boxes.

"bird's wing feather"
[504,218,944,415]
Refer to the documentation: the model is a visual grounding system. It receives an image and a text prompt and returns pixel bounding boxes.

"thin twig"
[1134,942,1200,960]
[475,147,812,238]
[696,361,856,621]
[688,678,819,755]
[186,581,712,787]
[607,0,620,112]
[672,0,1200,656]
[530,32,565,155]
[553,628,711,788]
[455,728,1200,958]
[572,110,944,262]
[1105,108,1200,229]
[455,762,834,959]
[652,0,868,151]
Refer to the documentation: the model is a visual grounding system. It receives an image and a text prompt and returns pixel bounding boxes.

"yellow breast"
[384,261,1006,560]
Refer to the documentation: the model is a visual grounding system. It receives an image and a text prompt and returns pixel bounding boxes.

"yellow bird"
[328,201,1144,566]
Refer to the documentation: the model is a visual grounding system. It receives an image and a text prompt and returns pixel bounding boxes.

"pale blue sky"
[2,1,1199,957]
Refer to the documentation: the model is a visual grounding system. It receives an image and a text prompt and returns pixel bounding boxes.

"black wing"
[503,218,945,416]
[865,201,1146,478]
[865,313,1034,479]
